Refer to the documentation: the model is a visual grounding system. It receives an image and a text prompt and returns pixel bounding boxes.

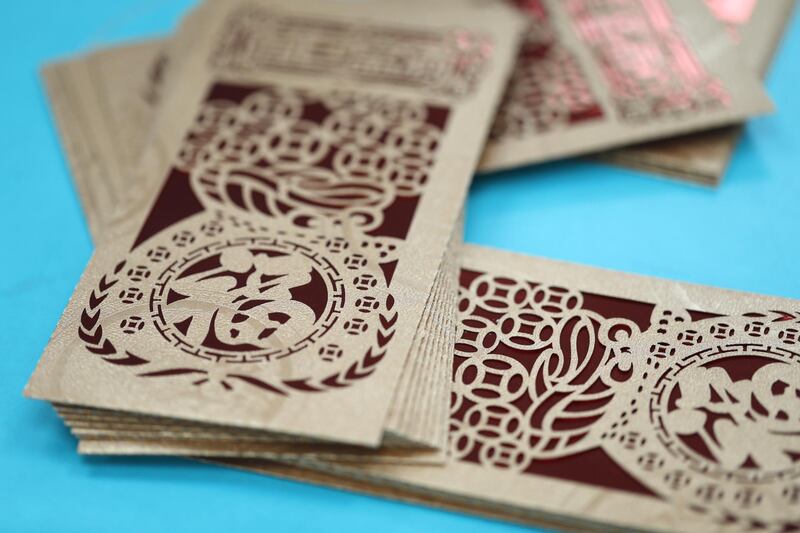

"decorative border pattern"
[210,6,492,97]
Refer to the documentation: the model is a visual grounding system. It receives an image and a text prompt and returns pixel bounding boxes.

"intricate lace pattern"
[489,0,604,141]
[451,268,800,529]
[566,0,731,122]
[450,270,639,469]
[78,83,449,396]
[177,84,448,240]
[491,0,734,142]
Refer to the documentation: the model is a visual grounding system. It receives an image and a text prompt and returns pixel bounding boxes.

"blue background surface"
[1,2,798,532]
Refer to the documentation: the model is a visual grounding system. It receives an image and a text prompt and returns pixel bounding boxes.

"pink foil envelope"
[599,0,795,184]
[480,0,773,174]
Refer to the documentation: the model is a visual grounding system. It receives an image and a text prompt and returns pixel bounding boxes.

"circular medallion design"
[603,313,800,526]
[654,345,800,484]
[150,238,343,363]
[78,214,397,395]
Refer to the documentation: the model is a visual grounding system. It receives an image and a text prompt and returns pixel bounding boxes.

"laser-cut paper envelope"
[41,11,462,461]
[215,244,800,532]
[598,0,795,185]
[42,25,463,460]
[480,0,774,173]
[27,0,524,450]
